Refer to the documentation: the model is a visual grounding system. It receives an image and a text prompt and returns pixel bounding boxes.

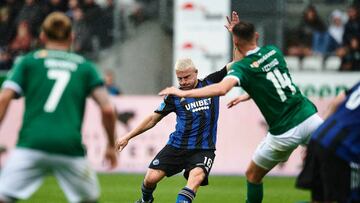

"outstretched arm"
[116,112,164,151]
[159,77,238,98]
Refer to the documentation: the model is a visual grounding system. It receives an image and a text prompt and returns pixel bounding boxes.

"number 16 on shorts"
[203,157,213,172]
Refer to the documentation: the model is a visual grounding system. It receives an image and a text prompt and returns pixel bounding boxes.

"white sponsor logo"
[184,98,212,113]
[250,50,276,68]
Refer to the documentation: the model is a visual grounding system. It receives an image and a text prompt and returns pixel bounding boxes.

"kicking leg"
[245,161,271,203]
[176,167,205,203]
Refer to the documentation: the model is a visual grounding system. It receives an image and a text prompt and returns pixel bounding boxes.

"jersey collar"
[246,47,260,56]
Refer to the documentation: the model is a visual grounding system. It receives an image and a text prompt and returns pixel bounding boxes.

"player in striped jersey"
[297,81,360,203]
[159,12,323,203]
[116,58,232,203]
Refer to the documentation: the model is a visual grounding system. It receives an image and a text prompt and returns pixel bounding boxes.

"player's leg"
[247,135,297,203]
[178,149,215,203]
[246,113,323,203]
[175,167,204,203]
[0,148,48,202]
[51,154,99,203]
[244,160,269,203]
[186,167,206,192]
[137,169,166,203]
[137,145,184,203]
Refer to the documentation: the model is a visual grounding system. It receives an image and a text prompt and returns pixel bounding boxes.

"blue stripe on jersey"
[312,82,360,163]
[166,79,220,150]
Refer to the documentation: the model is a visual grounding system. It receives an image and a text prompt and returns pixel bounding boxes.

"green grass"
[19,173,310,203]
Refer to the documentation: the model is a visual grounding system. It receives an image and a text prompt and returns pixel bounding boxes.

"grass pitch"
[19,173,309,203]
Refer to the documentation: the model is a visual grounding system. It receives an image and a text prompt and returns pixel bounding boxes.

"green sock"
[246,180,263,203]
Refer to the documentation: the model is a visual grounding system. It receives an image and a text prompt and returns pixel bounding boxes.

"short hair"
[232,21,255,42]
[175,58,197,71]
[41,12,72,41]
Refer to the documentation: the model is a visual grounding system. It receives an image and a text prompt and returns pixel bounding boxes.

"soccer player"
[159,14,323,203]
[0,12,117,203]
[116,58,233,203]
[296,81,360,203]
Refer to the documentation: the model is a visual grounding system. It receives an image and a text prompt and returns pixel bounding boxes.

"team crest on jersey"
[250,61,259,68]
[152,159,160,165]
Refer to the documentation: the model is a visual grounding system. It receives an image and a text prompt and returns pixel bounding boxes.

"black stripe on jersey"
[204,79,215,149]
[328,127,350,152]
[208,95,215,149]
[196,80,208,148]
[317,120,337,141]
[196,109,206,148]
[181,98,193,147]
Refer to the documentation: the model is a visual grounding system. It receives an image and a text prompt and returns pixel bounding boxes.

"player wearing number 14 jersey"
[159,16,323,203]
[0,12,117,203]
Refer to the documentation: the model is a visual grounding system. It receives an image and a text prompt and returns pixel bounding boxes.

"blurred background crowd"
[0,0,157,70]
[0,0,359,94]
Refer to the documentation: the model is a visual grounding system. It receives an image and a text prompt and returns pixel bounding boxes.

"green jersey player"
[0,12,117,203]
[159,12,323,203]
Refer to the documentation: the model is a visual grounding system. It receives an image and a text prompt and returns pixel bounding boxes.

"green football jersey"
[4,49,103,156]
[227,45,317,135]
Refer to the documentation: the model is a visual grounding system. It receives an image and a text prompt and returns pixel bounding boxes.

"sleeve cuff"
[2,80,23,95]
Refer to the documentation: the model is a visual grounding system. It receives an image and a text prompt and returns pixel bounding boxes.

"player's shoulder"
[164,94,178,103]
[11,50,37,67]
[231,57,251,72]
[262,45,283,55]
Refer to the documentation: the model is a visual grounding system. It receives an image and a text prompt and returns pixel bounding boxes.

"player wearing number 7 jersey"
[159,16,323,203]
[0,12,117,203]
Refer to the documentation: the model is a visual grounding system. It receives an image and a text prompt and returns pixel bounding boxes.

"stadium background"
[0,0,359,202]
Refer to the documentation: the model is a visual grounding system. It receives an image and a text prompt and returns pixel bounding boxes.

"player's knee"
[143,176,158,187]
[144,171,162,187]
[190,168,206,183]
[245,168,261,183]
[194,173,205,184]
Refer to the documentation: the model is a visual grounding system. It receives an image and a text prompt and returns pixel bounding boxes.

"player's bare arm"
[159,77,238,98]
[91,86,118,169]
[227,94,251,109]
[0,89,16,123]
[116,112,164,152]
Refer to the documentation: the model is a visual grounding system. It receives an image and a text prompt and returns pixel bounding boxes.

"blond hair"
[42,12,72,42]
[175,58,197,71]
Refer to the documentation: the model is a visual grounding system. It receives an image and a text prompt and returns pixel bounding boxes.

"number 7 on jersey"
[44,69,70,113]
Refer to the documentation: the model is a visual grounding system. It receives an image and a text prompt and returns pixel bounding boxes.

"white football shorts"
[0,148,99,203]
[253,113,323,170]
